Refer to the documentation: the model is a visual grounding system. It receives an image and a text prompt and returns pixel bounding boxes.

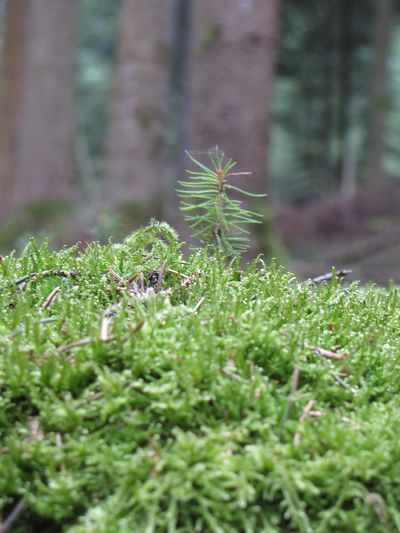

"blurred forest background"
[0,0,400,283]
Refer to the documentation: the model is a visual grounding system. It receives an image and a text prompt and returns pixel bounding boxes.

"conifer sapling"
[177,147,266,255]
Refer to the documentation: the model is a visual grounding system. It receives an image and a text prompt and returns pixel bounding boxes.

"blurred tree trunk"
[0,0,28,214]
[368,0,393,187]
[1,0,79,212]
[337,0,354,191]
[163,0,193,223]
[187,0,280,193]
[104,0,175,213]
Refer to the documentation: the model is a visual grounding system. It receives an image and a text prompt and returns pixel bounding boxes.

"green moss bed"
[1,222,400,532]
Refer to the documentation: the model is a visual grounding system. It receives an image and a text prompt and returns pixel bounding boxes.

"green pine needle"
[177,147,267,255]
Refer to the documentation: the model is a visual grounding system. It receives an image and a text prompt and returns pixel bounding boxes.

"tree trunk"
[337,0,354,190]
[7,0,78,210]
[104,0,175,212]
[187,0,280,193]
[0,0,28,215]
[163,0,193,223]
[368,0,393,187]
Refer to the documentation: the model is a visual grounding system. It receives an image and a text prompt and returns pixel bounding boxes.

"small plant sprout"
[177,147,266,255]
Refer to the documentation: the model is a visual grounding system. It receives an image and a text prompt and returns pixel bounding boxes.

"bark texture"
[0,0,28,213]
[187,0,280,193]
[10,0,78,209]
[104,0,175,208]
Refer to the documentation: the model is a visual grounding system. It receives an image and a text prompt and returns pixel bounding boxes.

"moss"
[0,223,399,531]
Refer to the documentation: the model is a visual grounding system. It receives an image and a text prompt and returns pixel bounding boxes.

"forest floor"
[278,184,400,285]
[1,221,399,532]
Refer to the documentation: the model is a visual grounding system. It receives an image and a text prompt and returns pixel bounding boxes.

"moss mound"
[1,222,400,532]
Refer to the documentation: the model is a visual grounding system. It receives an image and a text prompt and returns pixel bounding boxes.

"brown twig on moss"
[0,498,25,533]
[41,286,61,309]
[9,269,78,291]
[294,399,317,446]
[278,365,300,436]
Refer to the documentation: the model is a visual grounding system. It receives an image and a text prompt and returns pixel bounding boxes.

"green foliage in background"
[178,149,266,255]
[273,0,400,201]
[76,0,121,182]
[1,221,400,531]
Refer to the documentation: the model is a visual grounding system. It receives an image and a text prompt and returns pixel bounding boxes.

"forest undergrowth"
[1,220,400,532]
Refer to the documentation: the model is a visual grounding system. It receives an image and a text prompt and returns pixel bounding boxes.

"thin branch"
[331,373,350,389]
[9,316,57,338]
[141,253,154,263]
[312,346,347,361]
[299,269,352,287]
[131,320,145,334]
[278,365,300,436]
[58,337,91,353]
[311,269,352,284]
[0,498,25,533]
[193,296,205,313]
[293,399,316,446]
[108,267,127,287]
[167,268,190,280]
[156,259,168,293]
[9,269,78,291]
[220,367,250,384]
[179,270,202,289]
[41,286,61,310]
[100,314,113,342]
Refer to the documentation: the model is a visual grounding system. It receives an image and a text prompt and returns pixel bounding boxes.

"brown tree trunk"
[9,0,78,210]
[368,0,393,187]
[187,0,280,193]
[104,0,175,212]
[0,0,28,215]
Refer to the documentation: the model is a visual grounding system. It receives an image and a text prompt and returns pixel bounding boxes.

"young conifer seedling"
[177,147,266,255]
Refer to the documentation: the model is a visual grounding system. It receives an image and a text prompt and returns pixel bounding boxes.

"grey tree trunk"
[368,0,393,187]
[0,0,28,215]
[9,0,78,210]
[187,0,280,193]
[104,0,175,212]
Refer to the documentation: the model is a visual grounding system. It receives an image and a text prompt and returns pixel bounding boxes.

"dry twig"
[156,260,168,293]
[313,346,346,361]
[167,268,190,280]
[310,269,352,284]
[332,373,350,388]
[180,270,202,289]
[0,498,25,533]
[220,367,250,384]
[193,296,205,313]
[131,320,145,334]
[100,314,113,342]
[278,365,300,436]
[108,267,127,287]
[41,286,61,310]
[58,337,91,353]
[10,269,78,290]
[9,316,57,338]
[294,399,320,445]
